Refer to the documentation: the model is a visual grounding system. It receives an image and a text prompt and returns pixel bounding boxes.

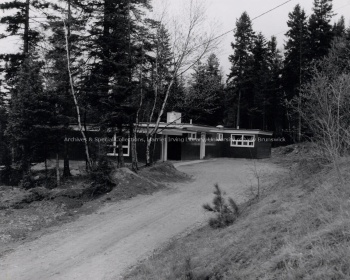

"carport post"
[200,132,206,159]
[161,135,168,161]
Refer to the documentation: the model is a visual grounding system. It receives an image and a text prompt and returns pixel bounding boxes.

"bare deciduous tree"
[144,0,220,165]
[293,38,350,185]
[63,19,93,171]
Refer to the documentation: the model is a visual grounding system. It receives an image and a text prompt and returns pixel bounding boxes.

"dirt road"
[0,159,284,280]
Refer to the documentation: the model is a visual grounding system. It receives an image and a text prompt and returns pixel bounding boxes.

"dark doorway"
[167,136,182,160]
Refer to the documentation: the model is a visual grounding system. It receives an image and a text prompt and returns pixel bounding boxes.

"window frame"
[107,133,130,157]
[188,132,197,141]
[230,134,255,148]
[216,133,223,141]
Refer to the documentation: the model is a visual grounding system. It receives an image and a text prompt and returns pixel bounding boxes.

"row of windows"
[107,133,256,156]
[107,134,130,156]
[187,133,255,147]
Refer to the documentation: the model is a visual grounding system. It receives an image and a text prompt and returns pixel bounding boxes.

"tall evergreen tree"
[251,32,269,128]
[44,0,88,176]
[78,0,152,166]
[185,54,224,125]
[283,4,310,141]
[332,16,346,38]
[308,0,334,62]
[0,0,49,88]
[227,12,255,128]
[5,56,51,179]
[283,4,309,100]
[266,36,283,134]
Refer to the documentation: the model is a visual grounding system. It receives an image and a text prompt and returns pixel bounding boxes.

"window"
[230,134,255,147]
[188,132,197,141]
[216,133,223,141]
[107,133,130,156]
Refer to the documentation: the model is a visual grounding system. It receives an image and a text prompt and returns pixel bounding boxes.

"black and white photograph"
[1,0,350,279]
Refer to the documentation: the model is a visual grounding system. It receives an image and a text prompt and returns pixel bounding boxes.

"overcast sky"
[1,0,349,77]
[187,0,350,75]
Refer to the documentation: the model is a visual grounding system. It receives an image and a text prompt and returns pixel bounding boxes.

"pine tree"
[251,32,269,128]
[227,12,255,128]
[143,21,174,165]
[5,56,51,179]
[178,54,224,125]
[266,36,283,134]
[82,0,152,166]
[0,0,49,87]
[283,4,309,100]
[44,0,88,177]
[332,16,346,38]
[308,0,334,62]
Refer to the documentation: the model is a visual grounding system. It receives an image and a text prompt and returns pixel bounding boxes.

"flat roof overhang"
[69,123,274,136]
[211,129,273,136]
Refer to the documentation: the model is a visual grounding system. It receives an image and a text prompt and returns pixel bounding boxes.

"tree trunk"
[146,136,152,166]
[44,158,48,181]
[236,89,241,129]
[24,0,29,55]
[63,136,71,177]
[63,20,93,170]
[56,153,60,187]
[130,123,138,172]
[117,125,125,168]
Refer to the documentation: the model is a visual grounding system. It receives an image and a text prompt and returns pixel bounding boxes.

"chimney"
[167,112,182,124]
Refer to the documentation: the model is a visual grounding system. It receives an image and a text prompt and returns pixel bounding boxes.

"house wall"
[63,130,272,162]
[205,133,222,158]
[62,130,162,163]
[255,134,272,159]
[220,133,273,159]
[181,139,201,160]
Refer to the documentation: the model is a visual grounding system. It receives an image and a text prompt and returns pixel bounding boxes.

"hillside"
[125,144,350,280]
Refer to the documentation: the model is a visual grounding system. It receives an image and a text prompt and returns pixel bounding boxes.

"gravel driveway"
[0,158,284,280]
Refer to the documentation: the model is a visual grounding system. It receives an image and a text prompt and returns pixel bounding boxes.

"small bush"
[203,184,239,229]
[87,157,116,196]
[20,172,35,189]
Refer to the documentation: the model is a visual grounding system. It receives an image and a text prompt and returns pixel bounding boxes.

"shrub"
[203,184,239,229]
[87,156,116,196]
[19,172,35,189]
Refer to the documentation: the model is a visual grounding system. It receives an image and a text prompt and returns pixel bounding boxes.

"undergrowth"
[124,152,350,280]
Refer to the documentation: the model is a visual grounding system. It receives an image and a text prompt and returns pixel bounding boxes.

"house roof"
[69,123,274,136]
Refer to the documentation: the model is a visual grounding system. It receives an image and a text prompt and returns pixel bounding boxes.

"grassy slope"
[125,146,350,280]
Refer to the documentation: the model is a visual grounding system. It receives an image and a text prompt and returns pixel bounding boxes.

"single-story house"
[66,112,273,163]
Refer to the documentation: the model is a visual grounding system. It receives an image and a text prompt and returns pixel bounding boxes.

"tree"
[227,12,255,128]
[5,56,50,180]
[184,54,224,125]
[283,4,309,99]
[265,36,283,134]
[332,16,346,38]
[0,0,49,89]
[143,0,219,165]
[143,22,174,166]
[44,0,90,176]
[283,4,309,142]
[82,0,152,167]
[251,32,269,129]
[308,0,334,62]
[296,37,350,185]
